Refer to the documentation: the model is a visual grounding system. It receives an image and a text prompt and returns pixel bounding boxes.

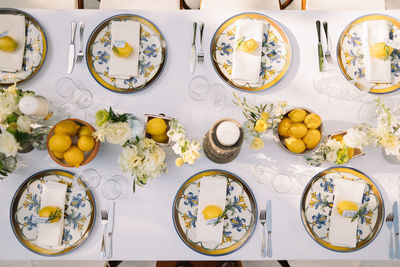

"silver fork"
[386,213,395,259]
[101,209,108,257]
[197,22,204,63]
[322,21,333,65]
[259,208,266,257]
[76,21,85,64]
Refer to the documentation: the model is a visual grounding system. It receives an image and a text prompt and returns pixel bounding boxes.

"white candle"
[216,121,240,146]
[18,95,50,118]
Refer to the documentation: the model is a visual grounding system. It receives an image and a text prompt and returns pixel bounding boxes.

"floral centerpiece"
[93,108,133,144]
[119,137,167,192]
[167,119,201,167]
[232,92,287,150]
[0,84,49,179]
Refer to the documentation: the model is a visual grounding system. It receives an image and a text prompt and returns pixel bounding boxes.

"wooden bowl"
[274,107,323,155]
[47,118,100,168]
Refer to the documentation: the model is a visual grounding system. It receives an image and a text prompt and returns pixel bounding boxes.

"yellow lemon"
[0,36,18,52]
[285,137,306,154]
[250,137,264,150]
[151,133,169,143]
[78,126,93,137]
[112,41,133,58]
[331,133,344,143]
[337,200,359,217]
[64,146,84,167]
[53,151,64,159]
[146,118,167,136]
[304,113,322,129]
[278,117,293,137]
[240,38,258,53]
[288,123,308,139]
[369,42,393,60]
[261,112,269,121]
[254,119,268,133]
[54,120,80,136]
[202,205,223,220]
[49,133,72,153]
[77,135,95,152]
[175,158,184,167]
[302,129,321,149]
[38,206,62,223]
[348,147,355,159]
[288,109,307,122]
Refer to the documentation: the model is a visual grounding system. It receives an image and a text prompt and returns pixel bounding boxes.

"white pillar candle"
[216,121,240,146]
[18,95,50,118]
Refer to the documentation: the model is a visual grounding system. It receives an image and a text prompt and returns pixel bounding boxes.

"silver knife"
[393,201,400,259]
[190,22,197,75]
[106,201,115,259]
[68,21,77,74]
[266,200,272,257]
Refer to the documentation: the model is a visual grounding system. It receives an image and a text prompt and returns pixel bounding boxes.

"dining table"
[0,8,400,261]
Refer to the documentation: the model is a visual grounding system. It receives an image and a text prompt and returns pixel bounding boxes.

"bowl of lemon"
[47,119,100,168]
[144,114,172,146]
[275,108,323,155]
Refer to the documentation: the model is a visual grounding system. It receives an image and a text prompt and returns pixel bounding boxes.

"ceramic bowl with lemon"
[275,108,323,155]
[144,114,172,146]
[47,119,100,168]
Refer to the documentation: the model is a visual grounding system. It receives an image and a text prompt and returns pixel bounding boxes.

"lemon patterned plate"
[10,169,96,256]
[301,166,384,252]
[0,8,47,86]
[337,14,400,94]
[173,169,257,256]
[211,12,291,92]
[86,14,166,93]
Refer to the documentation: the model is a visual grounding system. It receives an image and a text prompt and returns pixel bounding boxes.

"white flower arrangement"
[93,108,132,145]
[307,136,355,166]
[167,119,201,167]
[119,137,167,191]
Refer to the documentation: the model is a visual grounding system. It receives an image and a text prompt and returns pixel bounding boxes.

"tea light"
[19,95,50,118]
[216,121,240,146]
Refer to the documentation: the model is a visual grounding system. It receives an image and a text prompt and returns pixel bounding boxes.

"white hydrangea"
[16,115,32,133]
[105,122,132,144]
[0,130,19,157]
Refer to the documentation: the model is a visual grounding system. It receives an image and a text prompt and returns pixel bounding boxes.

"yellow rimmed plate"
[172,169,257,256]
[337,14,400,94]
[10,169,96,256]
[0,8,47,86]
[86,14,166,94]
[211,12,291,92]
[300,166,384,252]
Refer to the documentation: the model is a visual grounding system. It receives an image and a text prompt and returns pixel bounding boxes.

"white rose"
[343,128,368,149]
[106,122,132,144]
[0,91,18,114]
[182,149,200,165]
[0,111,9,123]
[118,147,140,171]
[326,151,337,163]
[0,131,19,157]
[16,115,32,133]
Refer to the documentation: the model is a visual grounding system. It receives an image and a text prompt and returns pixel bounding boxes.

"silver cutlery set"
[190,21,205,75]
[315,20,333,71]
[68,20,85,74]
[260,200,272,257]
[386,201,400,260]
[101,202,115,259]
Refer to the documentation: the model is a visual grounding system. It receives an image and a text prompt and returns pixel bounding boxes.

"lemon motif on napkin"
[238,38,258,54]
[38,206,62,223]
[0,34,18,52]
[202,205,223,224]
[337,200,359,217]
[369,42,393,60]
[112,40,133,58]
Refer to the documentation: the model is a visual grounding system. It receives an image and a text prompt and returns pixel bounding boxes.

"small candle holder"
[203,118,244,164]
[19,95,63,125]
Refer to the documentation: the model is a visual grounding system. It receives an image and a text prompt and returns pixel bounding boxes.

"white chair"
[302,0,385,10]
[0,0,77,9]
[200,0,281,10]
[100,0,180,10]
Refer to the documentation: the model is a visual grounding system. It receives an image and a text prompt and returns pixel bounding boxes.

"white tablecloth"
[1,9,400,261]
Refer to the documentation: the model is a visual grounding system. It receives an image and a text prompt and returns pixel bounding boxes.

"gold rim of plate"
[10,169,96,256]
[172,169,258,256]
[0,8,47,87]
[86,14,166,93]
[337,14,400,94]
[211,12,291,92]
[300,166,384,252]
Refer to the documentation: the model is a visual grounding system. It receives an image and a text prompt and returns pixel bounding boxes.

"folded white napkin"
[231,19,265,84]
[195,176,227,243]
[0,14,26,72]
[36,181,67,247]
[328,179,365,248]
[108,20,140,79]
[362,20,392,83]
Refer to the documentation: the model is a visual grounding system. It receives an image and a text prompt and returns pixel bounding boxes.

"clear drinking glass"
[189,75,210,101]
[271,173,293,194]
[207,83,227,112]
[101,175,129,200]
[73,168,102,189]
[55,77,93,109]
